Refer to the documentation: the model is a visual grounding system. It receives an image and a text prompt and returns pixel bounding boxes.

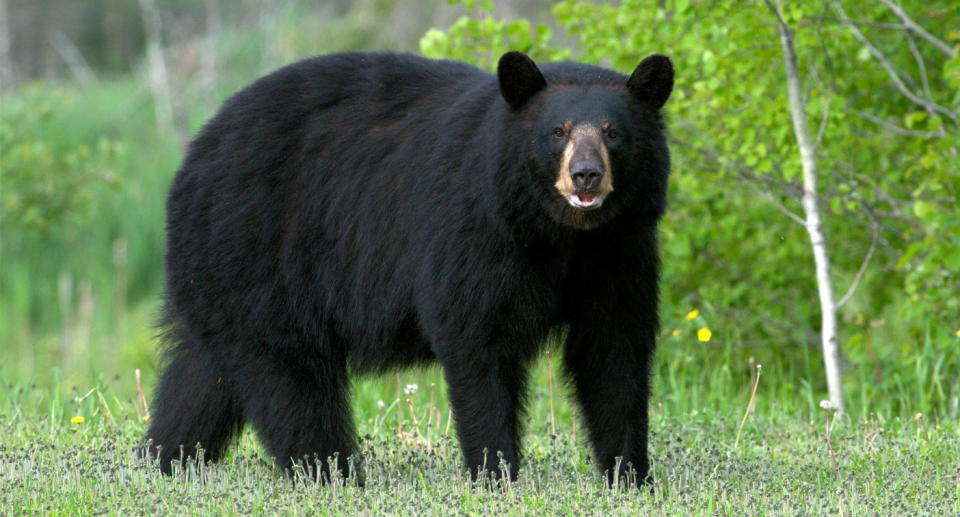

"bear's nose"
[570,161,603,190]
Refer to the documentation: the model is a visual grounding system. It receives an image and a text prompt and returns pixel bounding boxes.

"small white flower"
[819,400,834,411]
[404,384,418,395]
[377,400,385,410]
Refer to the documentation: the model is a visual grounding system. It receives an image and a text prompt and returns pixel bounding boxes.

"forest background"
[2,0,958,431]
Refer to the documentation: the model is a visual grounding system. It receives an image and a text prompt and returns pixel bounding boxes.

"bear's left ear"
[498,51,547,110]
[627,54,674,109]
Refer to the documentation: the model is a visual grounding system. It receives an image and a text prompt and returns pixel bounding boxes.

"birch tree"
[138,0,175,138]
[0,0,14,88]
[764,0,845,414]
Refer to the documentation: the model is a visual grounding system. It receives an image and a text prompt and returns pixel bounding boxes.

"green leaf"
[896,243,921,270]
[913,200,935,219]
[904,111,926,129]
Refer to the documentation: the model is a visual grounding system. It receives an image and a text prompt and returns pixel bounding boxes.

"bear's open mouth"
[568,193,603,210]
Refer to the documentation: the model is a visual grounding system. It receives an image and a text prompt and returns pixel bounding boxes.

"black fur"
[497,50,547,110]
[627,54,674,109]
[146,50,673,485]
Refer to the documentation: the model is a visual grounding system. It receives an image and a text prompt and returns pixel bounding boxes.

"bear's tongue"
[572,193,599,208]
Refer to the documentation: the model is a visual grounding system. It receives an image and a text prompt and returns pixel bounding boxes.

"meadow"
[2,364,958,515]
[1,0,958,514]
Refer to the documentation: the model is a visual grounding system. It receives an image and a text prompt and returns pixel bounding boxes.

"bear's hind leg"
[237,346,357,483]
[146,345,243,474]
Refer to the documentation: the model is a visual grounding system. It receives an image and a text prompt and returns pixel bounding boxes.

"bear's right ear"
[498,51,547,110]
[627,54,674,109]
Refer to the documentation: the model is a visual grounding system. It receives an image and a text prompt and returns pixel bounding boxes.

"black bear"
[146,50,673,485]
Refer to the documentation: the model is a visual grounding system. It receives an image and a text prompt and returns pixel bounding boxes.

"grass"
[2,367,958,515]
[2,2,958,513]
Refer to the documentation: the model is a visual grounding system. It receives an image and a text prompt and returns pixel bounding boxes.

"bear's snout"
[555,124,615,211]
[570,160,604,191]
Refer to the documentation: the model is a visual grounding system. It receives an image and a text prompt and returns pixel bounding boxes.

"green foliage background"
[423,0,960,419]
[1,0,958,426]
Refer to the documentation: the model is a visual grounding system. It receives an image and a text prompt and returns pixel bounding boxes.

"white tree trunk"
[768,2,846,415]
[138,0,175,137]
[201,0,221,117]
[0,0,14,88]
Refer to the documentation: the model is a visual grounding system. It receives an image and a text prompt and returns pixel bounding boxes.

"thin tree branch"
[837,221,878,308]
[843,161,923,225]
[674,115,807,223]
[764,0,786,26]
[730,157,804,197]
[906,34,933,109]
[831,157,923,238]
[813,17,837,152]
[47,30,97,85]
[853,109,940,137]
[807,15,905,30]
[832,1,957,122]
[851,203,899,253]
[878,0,957,58]
[903,32,944,136]
[752,185,807,225]
[814,91,832,151]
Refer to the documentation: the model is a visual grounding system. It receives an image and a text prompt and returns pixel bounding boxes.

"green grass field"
[3,1,958,514]
[2,369,957,516]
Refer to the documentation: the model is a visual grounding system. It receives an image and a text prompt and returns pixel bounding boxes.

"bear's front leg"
[564,225,659,486]
[565,323,655,487]
[437,348,529,482]
[563,239,659,487]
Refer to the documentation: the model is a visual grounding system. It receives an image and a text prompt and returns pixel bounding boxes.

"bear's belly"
[346,311,436,374]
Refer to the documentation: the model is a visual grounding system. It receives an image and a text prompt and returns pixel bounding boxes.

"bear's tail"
[143,323,243,474]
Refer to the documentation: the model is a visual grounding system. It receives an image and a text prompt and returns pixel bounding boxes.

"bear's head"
[498,51,673,231]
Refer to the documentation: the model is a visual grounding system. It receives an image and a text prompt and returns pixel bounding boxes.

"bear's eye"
[606,128,619,140]
[552,127,566,139]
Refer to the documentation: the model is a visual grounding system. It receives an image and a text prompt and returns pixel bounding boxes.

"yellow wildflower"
[671,329,679,337]
[697,328,712,342]
[70,416,85,424]
[143,415,151,422]
[685,309,699,320]
[955,329,960,337]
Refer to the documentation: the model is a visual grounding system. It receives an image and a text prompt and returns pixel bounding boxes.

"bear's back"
[162,53,500,353]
